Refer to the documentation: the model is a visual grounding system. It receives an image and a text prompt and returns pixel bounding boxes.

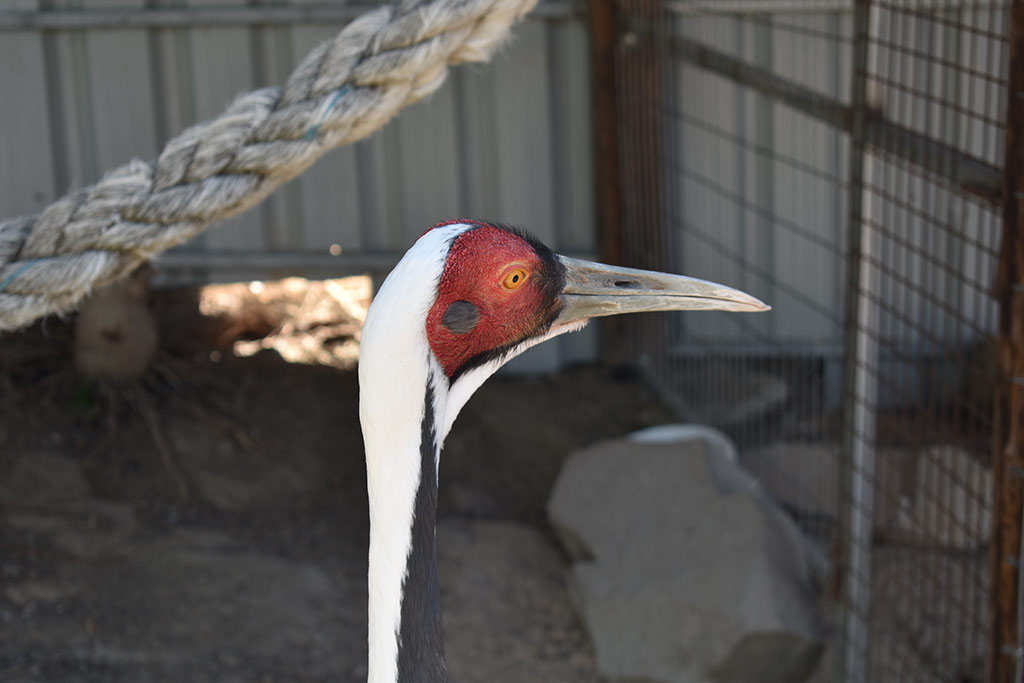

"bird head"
[422,219,768,380]
[424,221,572,380]
[360,220,768,442]
[358,219,769,683]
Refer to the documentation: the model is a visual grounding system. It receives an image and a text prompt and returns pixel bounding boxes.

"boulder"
[548,437,826,683]
[628,423,738,463]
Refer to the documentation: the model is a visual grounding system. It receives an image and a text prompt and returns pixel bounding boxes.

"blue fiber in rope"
[0,259,45,293]
[305,86,351,140]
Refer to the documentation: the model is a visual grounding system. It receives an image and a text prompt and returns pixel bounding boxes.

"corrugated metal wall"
[0,0,596,371]
[670,8,852,351]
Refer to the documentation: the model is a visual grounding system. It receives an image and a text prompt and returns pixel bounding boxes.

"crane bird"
[358,219,768,683]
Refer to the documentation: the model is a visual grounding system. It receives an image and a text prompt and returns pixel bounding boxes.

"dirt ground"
[0,281,676,683]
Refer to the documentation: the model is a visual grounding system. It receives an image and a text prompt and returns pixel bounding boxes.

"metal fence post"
[990,3,1024,682]
[840,1,879,681]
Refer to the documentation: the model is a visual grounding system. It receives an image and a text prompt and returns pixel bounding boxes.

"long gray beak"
[555,256,769,324]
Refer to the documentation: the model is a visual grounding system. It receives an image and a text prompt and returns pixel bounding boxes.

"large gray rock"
[628,424,738,463]
[548,438,825,683]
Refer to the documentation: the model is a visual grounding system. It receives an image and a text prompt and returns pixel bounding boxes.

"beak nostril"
[612,279,640,289]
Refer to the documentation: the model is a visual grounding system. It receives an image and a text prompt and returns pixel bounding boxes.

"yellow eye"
[502,268,529,290]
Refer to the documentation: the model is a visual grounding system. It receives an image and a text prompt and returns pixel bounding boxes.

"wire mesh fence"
[613,1,1013,681]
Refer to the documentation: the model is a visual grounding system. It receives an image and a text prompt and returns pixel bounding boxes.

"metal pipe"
[0,1,579,32]
[152,248,596,275]
[152,249,405,273]
[667,0,1004,16]
[668,0,853,15]
[839,3,879,682]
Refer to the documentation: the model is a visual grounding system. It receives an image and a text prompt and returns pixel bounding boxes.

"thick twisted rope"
[0,0,539,331]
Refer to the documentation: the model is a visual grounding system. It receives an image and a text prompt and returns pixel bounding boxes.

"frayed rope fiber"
[0,0,539,332]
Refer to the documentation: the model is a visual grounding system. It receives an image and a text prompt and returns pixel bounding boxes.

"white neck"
[358,224,586,683]
[359,226,471,683]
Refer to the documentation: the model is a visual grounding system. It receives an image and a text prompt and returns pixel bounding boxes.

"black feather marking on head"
[396,380,447,683]
[441,300,479,335]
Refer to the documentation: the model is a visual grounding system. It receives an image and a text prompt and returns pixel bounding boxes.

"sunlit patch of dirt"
[197,276,371,369]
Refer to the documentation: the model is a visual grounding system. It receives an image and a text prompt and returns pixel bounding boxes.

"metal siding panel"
[491,21,555,238]
[394,80,462,242]
[549,17,594,253]
[150,0,202,286]
[148,14,193,143]
[357,126,406,251]
[769,15,844,343]
[290,22,364,254]
[672,11,852,349]
[548,18,596,365]
[84,0,159,176]
[0,0,56,218]
[49,0,97,190]
[186,0,262,283]
[870,169,997,350]
[740,19,776,342]
[453,66,501,220]
[675,20,747,344]
[254,11,303,252]
[770,113,842,342]
[491,20,559,373]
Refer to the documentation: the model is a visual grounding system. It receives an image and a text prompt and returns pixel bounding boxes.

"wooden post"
[589,0,625,364]
[616,0,666,275]
[590,0,621,268]
[989,3,1024,682]
[603,0,666,366]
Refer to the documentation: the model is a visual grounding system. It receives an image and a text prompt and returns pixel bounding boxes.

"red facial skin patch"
[426,225,559,378]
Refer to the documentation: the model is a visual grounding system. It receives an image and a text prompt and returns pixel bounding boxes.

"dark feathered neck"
[397,382,446,682]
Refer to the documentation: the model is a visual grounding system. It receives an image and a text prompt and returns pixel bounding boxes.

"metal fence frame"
[991,4,1024,682]
[604,1,1023,681]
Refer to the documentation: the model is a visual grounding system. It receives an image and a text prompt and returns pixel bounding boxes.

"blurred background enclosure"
[1,0,1023,682]
[613,2,1019,682]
